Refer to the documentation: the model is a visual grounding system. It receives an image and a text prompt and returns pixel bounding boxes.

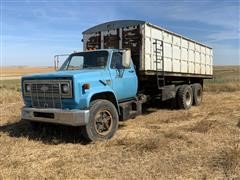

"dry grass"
[0,91,239,179]
[205,66,240,92]
[204,82,240,92]
[0,66,54,80]
[1,66,54,77]
[0,89,22,105]
[0,66,240,179]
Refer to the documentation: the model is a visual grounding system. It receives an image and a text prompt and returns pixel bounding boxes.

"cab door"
[108,51,138,101]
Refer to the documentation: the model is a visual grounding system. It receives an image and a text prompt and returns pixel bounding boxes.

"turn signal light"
[83,83,90,90]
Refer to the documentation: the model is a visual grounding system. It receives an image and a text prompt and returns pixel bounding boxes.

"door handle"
[129,70,134,73]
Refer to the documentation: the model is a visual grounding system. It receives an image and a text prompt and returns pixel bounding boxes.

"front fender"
[78,85,118,110]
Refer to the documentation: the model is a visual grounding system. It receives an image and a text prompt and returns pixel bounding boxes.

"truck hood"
[22,69,105,80]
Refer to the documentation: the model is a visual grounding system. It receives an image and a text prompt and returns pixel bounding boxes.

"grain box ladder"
[153,39,165,89]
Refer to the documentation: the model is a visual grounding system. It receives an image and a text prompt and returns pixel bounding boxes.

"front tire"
[81,100,119,142]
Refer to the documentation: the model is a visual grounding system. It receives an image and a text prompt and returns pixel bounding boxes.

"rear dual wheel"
[177,83,203,109]
[177,85,193,109]
[192,83,203,106]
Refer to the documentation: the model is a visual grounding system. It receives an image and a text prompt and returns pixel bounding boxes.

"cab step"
[119,100,142,121]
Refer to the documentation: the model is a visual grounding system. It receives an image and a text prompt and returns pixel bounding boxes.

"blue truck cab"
[21,49,140,141]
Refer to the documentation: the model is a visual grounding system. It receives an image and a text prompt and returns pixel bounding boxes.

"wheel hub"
[185,91,192,106]
[94,110,113,136]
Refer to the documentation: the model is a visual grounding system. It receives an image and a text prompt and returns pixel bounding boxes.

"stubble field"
[0,66,239,179]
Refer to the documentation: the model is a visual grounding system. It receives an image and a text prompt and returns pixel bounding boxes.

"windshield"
[59,51,108,71]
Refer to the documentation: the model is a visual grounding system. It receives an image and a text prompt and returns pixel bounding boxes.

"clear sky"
[1,0,240,66]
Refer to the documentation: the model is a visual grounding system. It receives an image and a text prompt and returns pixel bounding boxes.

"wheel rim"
[94,110,113,136]
[185,91,192,106]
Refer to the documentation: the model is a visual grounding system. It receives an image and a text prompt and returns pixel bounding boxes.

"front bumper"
[21,107,89,126]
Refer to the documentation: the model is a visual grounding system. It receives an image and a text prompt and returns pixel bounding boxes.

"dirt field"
[0,66,240,179]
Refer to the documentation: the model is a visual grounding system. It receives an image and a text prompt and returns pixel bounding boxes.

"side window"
[111,52,124,69]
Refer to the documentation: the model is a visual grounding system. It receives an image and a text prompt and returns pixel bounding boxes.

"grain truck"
[21,20,213,141]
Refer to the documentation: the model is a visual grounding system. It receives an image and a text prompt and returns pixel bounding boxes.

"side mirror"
[122,49,131,68]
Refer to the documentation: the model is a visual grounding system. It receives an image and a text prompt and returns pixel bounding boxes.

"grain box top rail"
[82,20,212,49]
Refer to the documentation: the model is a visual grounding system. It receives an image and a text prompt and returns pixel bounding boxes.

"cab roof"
[71,49,119,55]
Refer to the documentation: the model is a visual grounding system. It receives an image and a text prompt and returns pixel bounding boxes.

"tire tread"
[81,99,119,142]
[177,85,193,109]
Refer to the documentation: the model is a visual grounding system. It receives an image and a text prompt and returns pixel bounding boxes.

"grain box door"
[85,32,101,50]
[103,29,119,49]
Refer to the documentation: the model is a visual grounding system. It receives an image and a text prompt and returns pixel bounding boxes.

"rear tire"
[81,100,119,142]
[192,83,203,106]
[177,85,193,109]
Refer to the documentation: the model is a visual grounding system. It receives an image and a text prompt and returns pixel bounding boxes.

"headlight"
[61,83,70,94]
[60,81,72,98]
[25,84,31,92]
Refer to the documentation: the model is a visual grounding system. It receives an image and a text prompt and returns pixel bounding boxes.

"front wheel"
[81,100,119,142]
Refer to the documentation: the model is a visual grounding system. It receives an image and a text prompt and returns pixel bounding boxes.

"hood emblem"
[40,85,48,92]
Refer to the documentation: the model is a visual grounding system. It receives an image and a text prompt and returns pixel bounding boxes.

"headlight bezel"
[23,83,31,96]
[60,81,72,98]
[26,84,31,92]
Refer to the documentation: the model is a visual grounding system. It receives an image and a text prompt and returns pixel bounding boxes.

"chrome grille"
[28,80,62,109]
